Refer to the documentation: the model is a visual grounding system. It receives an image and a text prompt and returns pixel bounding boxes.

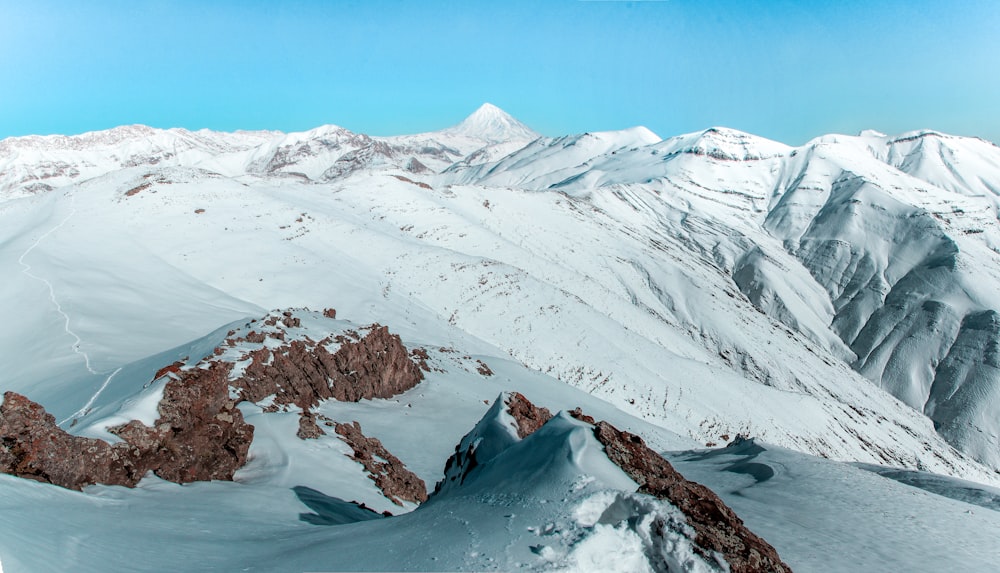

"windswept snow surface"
[4,106,1000,570]
[669,440,1000,573]
[0,312,721,572]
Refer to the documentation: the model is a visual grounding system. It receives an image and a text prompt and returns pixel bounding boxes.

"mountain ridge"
[4,106,1000,476]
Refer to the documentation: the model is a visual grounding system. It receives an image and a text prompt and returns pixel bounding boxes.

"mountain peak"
[441,103,539,143]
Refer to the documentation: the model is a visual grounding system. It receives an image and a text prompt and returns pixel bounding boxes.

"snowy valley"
[1,104,999,571]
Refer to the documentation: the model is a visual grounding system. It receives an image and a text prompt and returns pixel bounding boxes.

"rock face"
[0,310,425,491]
[297,410,325,440]
[110,361,253,484]
[334,421,427,505]
[0,392,131,490]
[505,392,552,438]
[0,367,253,490]
[233,325,424,408]
[568,409,792,573]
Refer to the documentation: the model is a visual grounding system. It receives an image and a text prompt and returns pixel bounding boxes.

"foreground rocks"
[505,391,553,438]
[0,371,252,490]
[0,311,425,491]
[567,409,792,573]
[334,421,427,505]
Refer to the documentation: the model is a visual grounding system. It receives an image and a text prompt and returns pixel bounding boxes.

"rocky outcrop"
[506,392,552,438]
[0,364,253,491]
[297,410,325,439]
[112,361,253,484]
[0,392,133,490]
[434,392,552,495]
[568,409,791,573]
[334,421,427,505]
[0,310,425,491]
[233,325,424,409]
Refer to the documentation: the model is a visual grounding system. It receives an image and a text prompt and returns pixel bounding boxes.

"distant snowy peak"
[440,103,539,143]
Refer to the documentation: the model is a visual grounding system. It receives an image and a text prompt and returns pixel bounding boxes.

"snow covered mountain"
[2,105,1000,571]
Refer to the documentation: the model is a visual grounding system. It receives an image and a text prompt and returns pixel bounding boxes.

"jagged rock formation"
[0,391,138,490]
[505,391,552,438]
[232,323,424,408]
[297,410,325,439]
[334,421,427,505]
[0,310,425,491]
[434,391,789,572]
[0,365,253,490]
[569,409,792,573]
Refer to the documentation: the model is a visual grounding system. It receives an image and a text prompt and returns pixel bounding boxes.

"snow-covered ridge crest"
[657,126,790,161]
[5,108,1000,478]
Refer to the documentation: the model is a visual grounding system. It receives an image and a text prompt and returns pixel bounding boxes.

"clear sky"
[1,0,998,144]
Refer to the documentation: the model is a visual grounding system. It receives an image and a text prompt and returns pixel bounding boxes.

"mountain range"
[1,104,999,571]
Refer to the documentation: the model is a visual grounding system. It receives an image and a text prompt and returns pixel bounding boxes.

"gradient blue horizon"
[1,0,998,145]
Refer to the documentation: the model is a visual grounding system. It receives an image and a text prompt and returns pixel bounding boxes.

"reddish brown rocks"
[391,174,433,190]
[124,181,152,197]
[569,410,792,573]
[410,347,431,372]
[323,308,337,319]
[281,310,301,328]
[297,410,325,439]
[0,392,133,490]
[334,421,427,505]
[0,312,424,492]
[233,325,424,409]
[0,364,253,491]
[118,361,253,484]
[245,330,266,344]
[506,392,552,439]
[475,359,494,377]
[153,361,185,381]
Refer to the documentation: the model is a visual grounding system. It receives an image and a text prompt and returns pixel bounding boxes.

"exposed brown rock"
[323,308,337,319]
[569,410,792,573]
[405,157,429,174]
[0,392,133,490]
[153,361,185,380]
[505,392,552,439]
[411,347,431,372]
[475,359,494,377]
[297,410,325,439]
[0,313,423,492]
[334,421,427,505]
[233,325,424,408]
[109,361,253,484]
[0,363,253,491]
[391,174,432,190]
[124,181,152,197]
[281,310,300,328]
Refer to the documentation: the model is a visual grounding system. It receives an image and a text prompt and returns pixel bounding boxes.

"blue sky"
[1,0,998,144]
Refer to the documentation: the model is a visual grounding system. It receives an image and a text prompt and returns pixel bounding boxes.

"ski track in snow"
[59,367,123,426]
[16,196,99,376]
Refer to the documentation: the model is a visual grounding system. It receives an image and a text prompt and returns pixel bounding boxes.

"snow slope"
[3,105,1000,570]
[0,309,996,572]
[3,107,1000,476]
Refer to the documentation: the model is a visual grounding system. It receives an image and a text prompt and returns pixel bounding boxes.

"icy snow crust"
[3,106,1000,569]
